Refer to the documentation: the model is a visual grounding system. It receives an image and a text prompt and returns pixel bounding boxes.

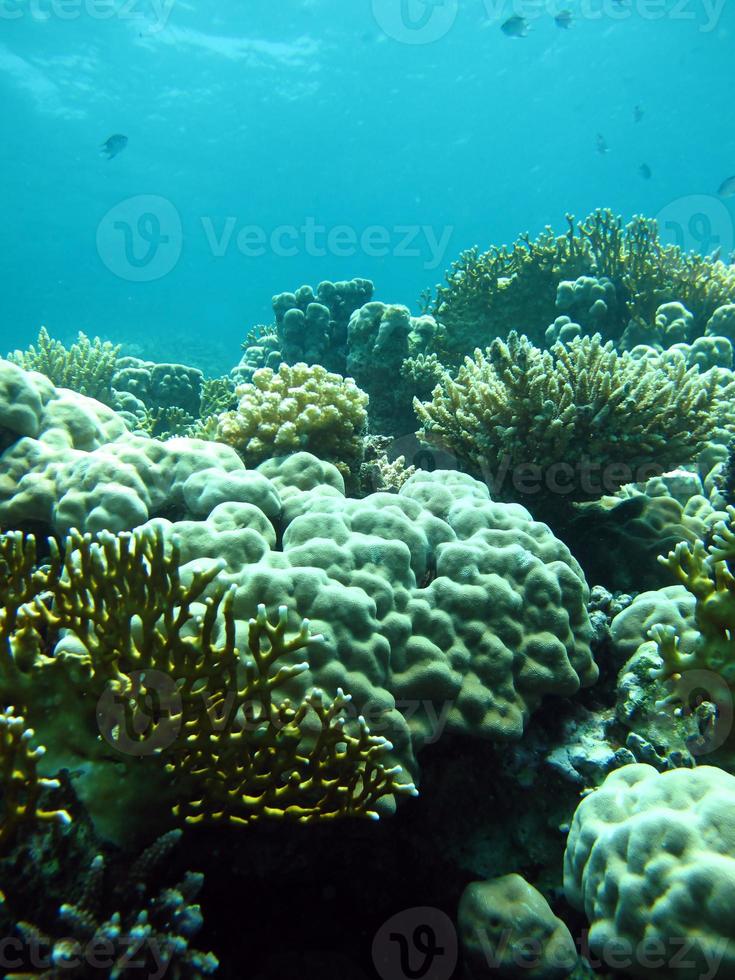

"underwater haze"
[1,0,734,372]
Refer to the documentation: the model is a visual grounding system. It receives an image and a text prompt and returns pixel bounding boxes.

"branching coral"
[0,527,415,838]
[216,362,368,477]
[8,327,121,406]
[8,829,219,977]
[431,209,735,360]
[414,331,718,505]
[0,706,70,855]
[651,509,735,700]
[199,376,236,418]
[169,604,417,825]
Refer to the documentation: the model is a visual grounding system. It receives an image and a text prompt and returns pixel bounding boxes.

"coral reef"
[414,332,718,510]
[215,361,369,478]
[346,302,438,434]
[0,526,414,842]
[4,829,219,977]
[0,706,71,855]
[458,873,578,979]
[564,764,735,978]
[9,328,122,407]
[430,210,735,362]
[271,278,374,372]
[9,204,735,978]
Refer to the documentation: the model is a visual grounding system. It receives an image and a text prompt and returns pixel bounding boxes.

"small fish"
[639,163,652,180]
[501,15,530,37]
[710,246,722,263]
[596,133,610,155]
[633,104,644,123]
[555,9,573,28]
[100,134,128,159]
[718,176,735,198]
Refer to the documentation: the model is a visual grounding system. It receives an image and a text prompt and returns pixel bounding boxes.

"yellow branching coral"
[169,604,417,825]
[0,531,58,663]
[0,706,71,854]
[216,361,368,475]
[8,327,121,406]
[651,510,735,699]
[0,528,415,834]
[414,332,718,503]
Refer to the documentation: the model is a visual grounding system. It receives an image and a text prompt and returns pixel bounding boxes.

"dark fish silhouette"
[718,176,735,198]
[596,133,610,155]
[555,10,573,28]
[501,15,530,37]
[639,163,652,179]
[634,105,644,123]
[101,134,128,159]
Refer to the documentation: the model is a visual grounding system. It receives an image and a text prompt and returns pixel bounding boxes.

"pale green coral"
[565,764,735,979]
[216,362,368,476]
[414,332,718,505]
[346,302,439,434]
[9,327,121,407]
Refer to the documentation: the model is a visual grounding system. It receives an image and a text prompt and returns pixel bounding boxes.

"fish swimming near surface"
[101,134,128,159]
[639,163,652,179]
[634,104,644,123]
[718,176,735,198]
[501,15,530,37]
[555,10,573,28]
[596,133,610,154]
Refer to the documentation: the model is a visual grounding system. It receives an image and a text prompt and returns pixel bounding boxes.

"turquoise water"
[2,0,733,371]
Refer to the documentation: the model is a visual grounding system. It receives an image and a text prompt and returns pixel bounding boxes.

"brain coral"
[564,763,735,979]
[148,459,597,752]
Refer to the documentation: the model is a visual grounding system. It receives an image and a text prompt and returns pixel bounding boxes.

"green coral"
[216,362,368,478]
[200,375,237,417]
[431,209,735,362]
[169,604,417,825]
[8,327,121,406]
[0,526,414,840]
[414,331,718,507]
[346,302,439,434]
[0,706,71,855]
[651,509,735,697]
